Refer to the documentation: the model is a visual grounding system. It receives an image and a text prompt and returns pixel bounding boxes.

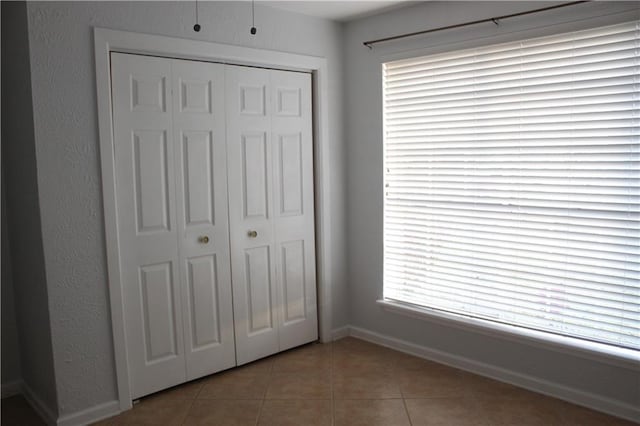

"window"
[383,20,640,351]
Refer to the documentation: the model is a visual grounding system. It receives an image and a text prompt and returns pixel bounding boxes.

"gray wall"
[1,0,58,414]
[23,1,347,416]
[344,0,640,410]
[1,175,22,388]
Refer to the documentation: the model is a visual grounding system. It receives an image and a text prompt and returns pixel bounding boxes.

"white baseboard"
[56,400,120,426]
[331,326,350,341]
[1,380,23,398]
[348,325,640,424]
[21,381,57,426]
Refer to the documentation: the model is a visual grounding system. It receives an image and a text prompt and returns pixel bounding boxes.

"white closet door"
[226,65,317,365]
[226,66,280,364]
[111,53,186,398]
[111,53,236,398]
[270,70,318,350]
[170,59,236,380]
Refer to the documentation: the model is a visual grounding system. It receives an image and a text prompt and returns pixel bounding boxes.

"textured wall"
[24,0,346,417]
[344,0,640,410]
[1,0,58,414]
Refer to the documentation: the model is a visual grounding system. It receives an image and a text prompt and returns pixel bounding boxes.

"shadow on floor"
[2,394,46,426]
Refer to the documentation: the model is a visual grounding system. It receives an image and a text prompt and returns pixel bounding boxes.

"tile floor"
[2,337,637,425]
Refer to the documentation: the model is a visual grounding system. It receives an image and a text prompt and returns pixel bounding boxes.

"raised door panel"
[280,240,306,324]
[186,255,221,348]
[180,79,212,114]
[240,86,266,115]
[133,130,171,233]
[276,88,301,117]
[139,262,178,362]
[182,131,215,227]
[111,53,186,399]
[242,133,269,219]
[278,133,303,216]
[171,59,236,380]
[244,246,274,334]
[131,75,166,112]
[226,65,279,365]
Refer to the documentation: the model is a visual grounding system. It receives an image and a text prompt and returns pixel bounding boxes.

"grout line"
[254,357,274,426]
[193,379,205,400]
[255,398,266,426]
[402,396,413,426]
[180,397,197,426]
[394,355,412,425]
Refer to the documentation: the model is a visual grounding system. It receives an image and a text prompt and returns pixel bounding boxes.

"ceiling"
[262,1,414,22]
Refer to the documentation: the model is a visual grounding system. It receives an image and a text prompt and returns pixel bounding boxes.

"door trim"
[94,27,334,411]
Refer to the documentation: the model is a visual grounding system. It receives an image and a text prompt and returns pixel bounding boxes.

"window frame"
[379,15,640,369]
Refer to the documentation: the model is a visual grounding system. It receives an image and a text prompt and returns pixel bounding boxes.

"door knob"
[247,230,258,238]
[198,236,210,244]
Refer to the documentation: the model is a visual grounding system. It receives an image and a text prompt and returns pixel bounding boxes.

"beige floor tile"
[405,398,488,426]
[272,343,332,374]
[258,399,332,426]
[113,398,192,425]
[399,367,463,398]
[460,373,537,400]
[333,372,402,399]
[182,399,261,426]
[334,399,410,426]
[266,373,331,399]
[557,402,639,426]
[392,354,459,376]
[232,357,274,376]
[477,396,562,425]
[198,370,269,399]
[91,417,124,425]
[332,338,397,359]
[146,379,205,401]
[332,350,395,376]
[332,336,372,351]
[334,338,397,358]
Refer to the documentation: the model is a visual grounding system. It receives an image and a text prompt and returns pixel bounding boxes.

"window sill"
[377,299,640,371]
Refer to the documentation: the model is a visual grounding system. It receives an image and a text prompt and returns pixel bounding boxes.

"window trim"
[378,298,640,370]
[379,10,640,368]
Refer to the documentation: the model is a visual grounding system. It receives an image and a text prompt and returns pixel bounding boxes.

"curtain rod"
[363,1,589,49]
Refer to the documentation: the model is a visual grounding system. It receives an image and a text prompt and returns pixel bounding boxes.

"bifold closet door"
[111,53,235,399]
[226,65,318,365]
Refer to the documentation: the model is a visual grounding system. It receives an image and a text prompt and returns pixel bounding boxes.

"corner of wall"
[1,172,23,388]
[1,0,59,418]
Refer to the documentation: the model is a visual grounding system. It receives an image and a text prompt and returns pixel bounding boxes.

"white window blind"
[383,20,640,351]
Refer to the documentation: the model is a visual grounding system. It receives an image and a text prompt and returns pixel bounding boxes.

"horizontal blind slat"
[383,277,639,335]
[383,250,637,292]
[383,270,640,329]
[384,256,637,304]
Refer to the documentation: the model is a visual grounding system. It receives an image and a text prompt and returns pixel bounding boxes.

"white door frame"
[94,27,334,411]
